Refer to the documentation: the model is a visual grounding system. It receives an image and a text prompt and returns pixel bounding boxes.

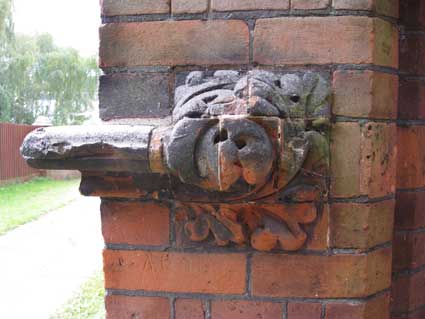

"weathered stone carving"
[21,70,331,252]
[176,202,321,252]
[166,70,330,197]
[173,70,330,121]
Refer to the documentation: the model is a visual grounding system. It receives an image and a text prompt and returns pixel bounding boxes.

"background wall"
[0,123,43,184]
[392,1,425,318]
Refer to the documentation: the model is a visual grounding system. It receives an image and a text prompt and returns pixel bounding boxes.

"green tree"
[0,17,99,125]
[33,38,99,125]
[0,0,13,42]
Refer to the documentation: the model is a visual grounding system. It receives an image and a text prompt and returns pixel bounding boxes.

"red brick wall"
[392,1,425,318]
[97,1,400,318]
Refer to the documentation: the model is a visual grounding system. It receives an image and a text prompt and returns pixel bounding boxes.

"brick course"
[254,17,398,67]
[397,126,425,189]
[101,201,170,246]
[333,70,398,119]
[330,200,394,249]
[100,21,249,67]
[99,73,171,120]
[325,293,390,319]
[287,302,322,319]
[211,300,282,319]
[251,248,392,298]
[172,0,208,14]
[175,299,205,319]
[292,0,329,10]
[101,0,169,16]
[105,295,170,319]
[103,250,246,294]
[333,0,399,17]
[330,122,397,198]
[211,0,289,11]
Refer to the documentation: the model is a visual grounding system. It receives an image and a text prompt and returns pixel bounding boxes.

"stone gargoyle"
[21,70,331,252]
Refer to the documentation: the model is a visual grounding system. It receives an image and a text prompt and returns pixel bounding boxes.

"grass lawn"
[50,271,105,319]
[0,177,81,235]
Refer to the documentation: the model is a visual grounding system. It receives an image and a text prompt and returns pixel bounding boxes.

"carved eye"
[234,139,247,150]
[273,80,281,88]
[214,129,228,144]
[290,95,300,103]
[203,95,218,104]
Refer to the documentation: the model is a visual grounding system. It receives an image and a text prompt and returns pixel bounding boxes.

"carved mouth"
[196,117,275,192]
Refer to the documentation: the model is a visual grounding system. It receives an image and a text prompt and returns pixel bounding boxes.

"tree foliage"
[0,4,99,125]
[0,0,13,43]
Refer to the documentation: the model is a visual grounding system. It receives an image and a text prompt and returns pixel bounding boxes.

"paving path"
[0,195,103,319]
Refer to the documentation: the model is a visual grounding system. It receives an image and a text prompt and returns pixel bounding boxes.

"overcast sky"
[13,0,100,57]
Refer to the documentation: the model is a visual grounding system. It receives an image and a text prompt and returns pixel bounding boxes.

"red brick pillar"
[392,1,425,318]
[96,1,399,318]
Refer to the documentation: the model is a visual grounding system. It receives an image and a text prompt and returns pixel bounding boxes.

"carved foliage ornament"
[21,70,331,252]
[166,71,330,251]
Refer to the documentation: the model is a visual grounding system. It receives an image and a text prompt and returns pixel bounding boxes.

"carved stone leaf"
[183,204,246,246]
[178,202,319,252]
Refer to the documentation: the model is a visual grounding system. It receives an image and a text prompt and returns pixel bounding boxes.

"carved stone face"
[20,69,332,252]
[167,117,275,192]
[200,118,274,191]
[166,70,330,194]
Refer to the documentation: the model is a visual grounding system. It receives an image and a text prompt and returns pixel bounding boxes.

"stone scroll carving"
[21,70,331,252]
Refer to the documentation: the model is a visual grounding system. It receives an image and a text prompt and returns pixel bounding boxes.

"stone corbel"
[21,70,331,252]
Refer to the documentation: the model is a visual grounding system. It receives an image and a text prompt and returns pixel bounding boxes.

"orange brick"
[211,300,282,319]
[211,0,289,11]
[333,70,398,119]
[80,174,169,199]
[251,248,391,298]
[287,302,322,319]
[333,0,399,17]
[325,293,390,319]
[101,201,170,246]
[172,0,208,14]
[100,20,249,67]
[330,123,361,197]
[101,0,169,15]
[253,17,398,67]
[330,200,395,249]
[292,0,329,9]
[360,123,397,197]
[397,126,425,189]
[306,204,330,251]
[105,295,170,319]
[103,250,246,294]
[331,122,397,198]
[175,299,205,319]
[375,0,399,18]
